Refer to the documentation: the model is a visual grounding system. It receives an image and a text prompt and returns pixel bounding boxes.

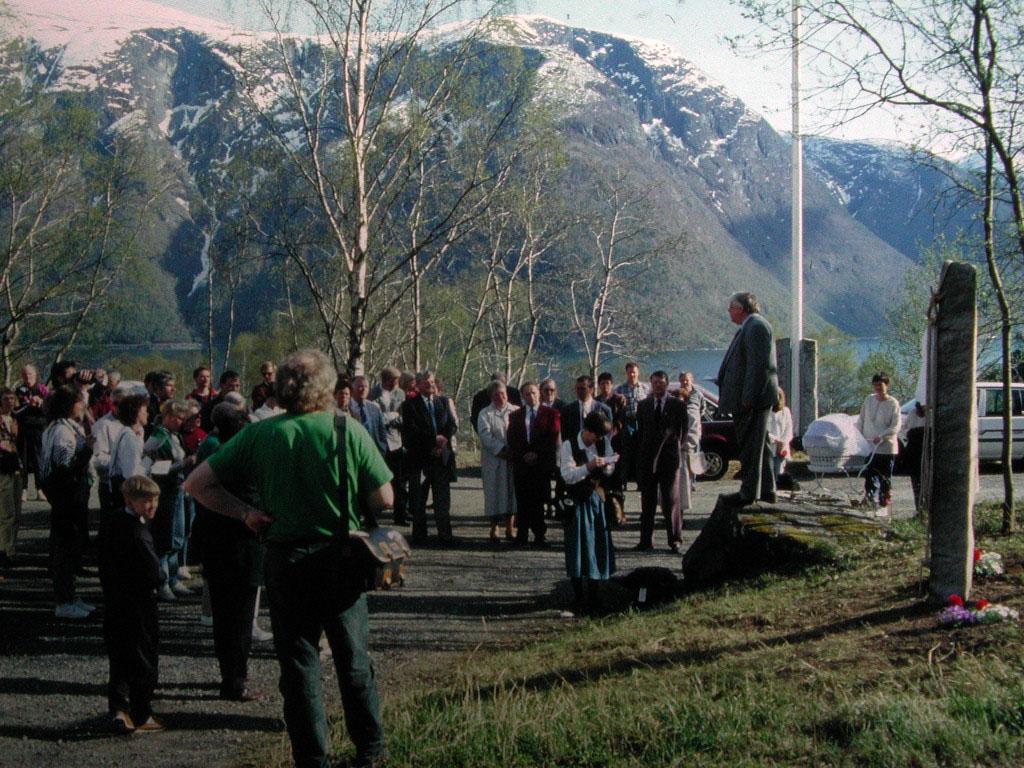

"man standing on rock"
[186,350,393,768]
[715,292,779,506]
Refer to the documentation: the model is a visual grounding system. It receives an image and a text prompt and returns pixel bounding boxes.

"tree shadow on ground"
[449,601,937,704]
[0,712,283,742]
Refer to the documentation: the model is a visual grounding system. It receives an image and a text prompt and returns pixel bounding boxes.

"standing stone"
[775,338,818,436]
[926,261,976,603]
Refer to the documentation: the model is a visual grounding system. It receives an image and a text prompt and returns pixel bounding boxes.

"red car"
[699,414,738,481]
[669,382,739,482]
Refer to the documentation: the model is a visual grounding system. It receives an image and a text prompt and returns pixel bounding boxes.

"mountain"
[3,0,964,348]
[804,136,980,260]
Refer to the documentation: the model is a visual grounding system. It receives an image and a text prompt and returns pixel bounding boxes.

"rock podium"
[682,493,885,588]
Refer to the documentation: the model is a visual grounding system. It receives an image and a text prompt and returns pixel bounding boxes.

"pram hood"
[803,413,872,458]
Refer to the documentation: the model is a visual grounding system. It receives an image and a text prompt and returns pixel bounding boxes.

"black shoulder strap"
[335,413,378,534]
[334,414,351,536]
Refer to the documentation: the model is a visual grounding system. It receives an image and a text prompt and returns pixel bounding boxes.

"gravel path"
[1,464,1017,767]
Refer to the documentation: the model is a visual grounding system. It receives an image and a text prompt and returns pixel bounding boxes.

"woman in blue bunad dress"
[559,410,617,616]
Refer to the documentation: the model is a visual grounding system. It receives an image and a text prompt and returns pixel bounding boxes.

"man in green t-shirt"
[185,350,393,768]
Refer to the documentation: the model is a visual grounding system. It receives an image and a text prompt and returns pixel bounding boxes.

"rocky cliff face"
[6,1,971,345]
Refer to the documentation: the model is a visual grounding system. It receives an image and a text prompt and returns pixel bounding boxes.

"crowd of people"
[0,291,905,767]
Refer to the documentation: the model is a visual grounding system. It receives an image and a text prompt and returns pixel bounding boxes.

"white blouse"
[559,434,615,485]
[109,428,145,478]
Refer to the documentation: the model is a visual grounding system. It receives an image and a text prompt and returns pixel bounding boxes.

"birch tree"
[233,0,525,375]
[736,0,1024,531]
[569,173,682,379]
[0,43,157,382]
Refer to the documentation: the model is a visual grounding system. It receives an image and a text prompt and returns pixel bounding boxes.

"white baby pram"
[803,414,873,501]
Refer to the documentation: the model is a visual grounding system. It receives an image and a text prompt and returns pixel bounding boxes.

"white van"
[899,382,1024,463]
[976,381,1024,461]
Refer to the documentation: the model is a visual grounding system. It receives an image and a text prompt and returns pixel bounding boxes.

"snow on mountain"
[2,1,963,341]
[5,0,236,65]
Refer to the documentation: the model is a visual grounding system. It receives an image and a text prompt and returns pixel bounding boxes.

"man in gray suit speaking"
[715,292,780,506]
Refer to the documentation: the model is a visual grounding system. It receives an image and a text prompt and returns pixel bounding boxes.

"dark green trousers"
[265,542,386,768]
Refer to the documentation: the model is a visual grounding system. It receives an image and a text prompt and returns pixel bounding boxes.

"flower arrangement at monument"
[938,594,1019,627]
[973,548,1004,577]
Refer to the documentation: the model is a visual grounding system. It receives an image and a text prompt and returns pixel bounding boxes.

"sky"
[157,0,902,143]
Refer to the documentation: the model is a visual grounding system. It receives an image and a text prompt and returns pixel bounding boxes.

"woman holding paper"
[559,410,617,616]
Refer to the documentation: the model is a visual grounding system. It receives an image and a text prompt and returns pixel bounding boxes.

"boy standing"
[99,475,165,733]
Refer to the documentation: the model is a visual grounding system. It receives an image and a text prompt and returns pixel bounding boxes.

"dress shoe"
[720,492,754,507]
[669,542,682,554]
[633,542,653,552]
[110,710,135,734]
[759,492,777,504]
[133,716,165,733]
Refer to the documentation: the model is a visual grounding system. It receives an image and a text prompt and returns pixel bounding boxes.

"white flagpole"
[791,0,804,434]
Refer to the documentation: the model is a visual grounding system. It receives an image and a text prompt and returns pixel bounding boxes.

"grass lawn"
[273,504,1024,767]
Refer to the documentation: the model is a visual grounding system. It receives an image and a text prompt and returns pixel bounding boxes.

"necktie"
[358,401,367,425]
[655,397,663,423]
[527,408,535,442]
[427,397,437,431]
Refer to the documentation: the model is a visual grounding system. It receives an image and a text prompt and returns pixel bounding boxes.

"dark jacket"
[559,399,613,442]
[506,404,560,475]
[715,312,779,416]
[636,394,686,475]
[400,394,456,464]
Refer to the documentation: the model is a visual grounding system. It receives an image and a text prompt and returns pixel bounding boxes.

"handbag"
[335,415,411,591]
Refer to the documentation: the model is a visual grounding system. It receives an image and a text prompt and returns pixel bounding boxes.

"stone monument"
[775,337,818,436]
[925,261,976,602]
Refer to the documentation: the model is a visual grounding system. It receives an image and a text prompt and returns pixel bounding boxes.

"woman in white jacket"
[856,372,901,507]
[477,381,518,543]
[39,387,94,619]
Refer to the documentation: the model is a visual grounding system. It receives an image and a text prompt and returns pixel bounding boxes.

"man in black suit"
[506,382,561,546]
[715,292,780,506]
[635,371,685,552]
[560,375,612,441]
[400,370,457,543]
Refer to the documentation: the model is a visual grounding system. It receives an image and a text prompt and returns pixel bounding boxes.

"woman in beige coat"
[478,381,519,542]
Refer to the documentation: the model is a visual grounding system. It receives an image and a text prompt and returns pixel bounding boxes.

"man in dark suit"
[715,291,780,505]
[349,375,388,458]
[401,370,457,543]
[596,372,628,526]
[635,371,685,552]
[560,375,612,441]
[506,382,560,546]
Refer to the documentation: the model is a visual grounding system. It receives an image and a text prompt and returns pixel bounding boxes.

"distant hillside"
[3,0,974,349]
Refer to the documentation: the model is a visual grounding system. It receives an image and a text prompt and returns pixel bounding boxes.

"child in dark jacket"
[99,475,165,733]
